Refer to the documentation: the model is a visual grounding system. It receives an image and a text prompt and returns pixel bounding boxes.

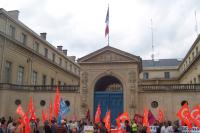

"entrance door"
[93,75,123,125]
[94,92,123,125]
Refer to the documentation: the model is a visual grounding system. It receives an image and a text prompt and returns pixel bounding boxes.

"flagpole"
[108,4,109,46]
[108,32,109,46]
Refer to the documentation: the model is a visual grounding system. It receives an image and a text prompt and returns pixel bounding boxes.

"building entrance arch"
[94,75,123,125]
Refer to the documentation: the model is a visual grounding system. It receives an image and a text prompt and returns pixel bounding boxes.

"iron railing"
[139,84,200,92]
[0,83,79,92]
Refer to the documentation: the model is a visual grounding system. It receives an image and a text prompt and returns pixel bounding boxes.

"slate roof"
[142,59,182,67]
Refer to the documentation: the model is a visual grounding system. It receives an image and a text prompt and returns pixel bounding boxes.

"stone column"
[128,71,137,118]
[80,71,88,118]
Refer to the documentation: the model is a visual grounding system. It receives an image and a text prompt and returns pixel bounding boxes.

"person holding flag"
[57,98,70,125]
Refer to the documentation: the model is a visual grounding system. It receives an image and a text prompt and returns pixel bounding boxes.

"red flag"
[24,112,30,133]
[116,112,130,127]
[16,105,25,117]
[105,6,109,37]
[148,110,156,125]
[42,109,48,123]
[86,108,90,121]
[190,105,200,128]
[103,110,111,132]
[134,114,143,125]
[95,104,101,124]
[49,100,53,122]
[157,109,164,123]
[54,86,60,117]
[176,103,192,129]
[28,97,36,120]
[28,97,34,113]
[143,108,150,133]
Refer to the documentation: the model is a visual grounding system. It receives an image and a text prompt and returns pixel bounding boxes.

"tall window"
[58,81,61,86]
[44,48,48,57]
[198,75,200,83]
[194,77,197,84]
[189,57,191,63]
[143,72,149,79]
[42,75,47,85]
[33,42,39,52]
[17,66,24,85]
[65,61,68,69]
[9,25,15,38]
[32,71,37,85]
[52,53,55,62]
[20,33,27,45]
[192,52,194,59]
[51,78,54,86]
[196,47,199,54]
[4,61,12,83]
[164,72,170,79]
[70,64,72,71]
[59,58,62,66]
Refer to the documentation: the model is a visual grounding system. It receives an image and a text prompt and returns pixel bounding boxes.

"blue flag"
[58,98,70,125]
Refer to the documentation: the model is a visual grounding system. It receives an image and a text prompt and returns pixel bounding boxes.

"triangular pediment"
[78,46,142,63]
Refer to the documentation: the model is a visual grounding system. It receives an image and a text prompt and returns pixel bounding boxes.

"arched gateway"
[94,75,123,124]
[78,46,142,121]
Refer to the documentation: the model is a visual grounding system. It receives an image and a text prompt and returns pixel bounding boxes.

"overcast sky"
[1,0,200,60]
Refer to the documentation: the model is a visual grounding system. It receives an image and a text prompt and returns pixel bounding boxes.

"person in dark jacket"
[44,121,52,133]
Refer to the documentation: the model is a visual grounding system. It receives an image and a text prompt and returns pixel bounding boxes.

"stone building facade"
[0,8,200,121]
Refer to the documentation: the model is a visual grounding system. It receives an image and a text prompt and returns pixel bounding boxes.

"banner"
[150,126,200,133]
[181,126,200,133]
[84,126,94,133]
[134,114,143,125]
[150,126,158,133]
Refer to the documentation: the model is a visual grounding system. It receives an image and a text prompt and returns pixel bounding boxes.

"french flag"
[105,6,109,37]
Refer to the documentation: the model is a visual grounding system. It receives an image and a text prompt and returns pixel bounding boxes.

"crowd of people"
[0,116,187,133]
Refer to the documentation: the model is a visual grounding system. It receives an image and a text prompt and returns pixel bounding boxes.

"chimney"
[69,56,76,61]
[40,33,47,40]
[57,46,63,51]
[8,10,20,20]
[63,49,68,56]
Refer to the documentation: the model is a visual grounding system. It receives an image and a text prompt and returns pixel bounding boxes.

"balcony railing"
[139,84,200,92]
[0,83,79,92]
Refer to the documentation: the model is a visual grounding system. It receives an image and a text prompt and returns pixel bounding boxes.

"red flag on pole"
[24,112,30,133]
[116,112,130,126]
[86,108,90,121]
[28,97,34,113]
[28,97,36,120]
[49,100,53,122]
[16,105,25,117]
[103,110,111,132]
[95,104,101,124]
[54,86,60,117]
[105,6,109,37]
[143,108,150,133]
[190,105,200,128]
[176,103,192,129]
[157,108,164,123]
[42,109,48,123]
[148,110,156,125]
